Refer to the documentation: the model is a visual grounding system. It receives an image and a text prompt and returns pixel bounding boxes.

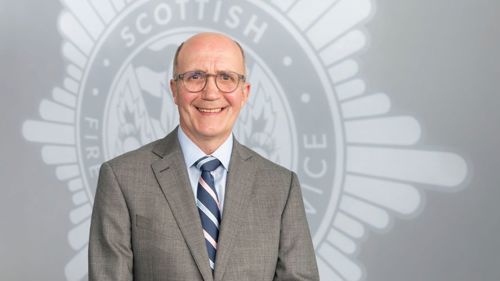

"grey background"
[1,0,500,280]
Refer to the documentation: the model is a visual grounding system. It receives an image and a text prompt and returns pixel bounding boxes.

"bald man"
[89,32,319,281]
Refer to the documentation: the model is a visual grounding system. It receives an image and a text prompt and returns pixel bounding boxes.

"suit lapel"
[151,129,213,281]
[214,141,256,281]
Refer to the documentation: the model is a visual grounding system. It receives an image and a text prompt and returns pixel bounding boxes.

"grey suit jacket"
[89,128,319,281]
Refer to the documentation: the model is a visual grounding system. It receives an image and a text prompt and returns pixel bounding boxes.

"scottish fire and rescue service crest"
[22,0,468,280]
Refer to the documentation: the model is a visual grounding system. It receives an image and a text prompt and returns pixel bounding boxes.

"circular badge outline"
[73,0,346,248]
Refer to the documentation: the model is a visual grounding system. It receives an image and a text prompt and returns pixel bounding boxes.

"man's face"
[170,34,250,149]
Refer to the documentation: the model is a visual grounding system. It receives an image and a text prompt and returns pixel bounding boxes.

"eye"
[219,72,235,82]
[186,71,204,81]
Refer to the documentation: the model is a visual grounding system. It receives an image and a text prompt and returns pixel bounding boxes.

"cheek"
[226,94,246,108]
[178,95,196,108]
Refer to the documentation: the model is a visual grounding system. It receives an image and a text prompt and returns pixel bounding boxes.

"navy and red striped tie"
[194,156,222,273]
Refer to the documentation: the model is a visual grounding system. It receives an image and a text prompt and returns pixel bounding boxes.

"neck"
[179,126,230,155]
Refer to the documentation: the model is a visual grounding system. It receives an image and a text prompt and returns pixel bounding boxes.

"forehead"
[176,35,245,72]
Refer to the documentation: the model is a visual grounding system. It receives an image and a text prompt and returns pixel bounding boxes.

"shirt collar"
[177,126,233,170]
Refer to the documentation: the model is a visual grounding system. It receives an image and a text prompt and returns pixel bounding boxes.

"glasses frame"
[174,70,246,93]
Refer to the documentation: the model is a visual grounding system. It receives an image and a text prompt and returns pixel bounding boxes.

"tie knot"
[195,156,221,172]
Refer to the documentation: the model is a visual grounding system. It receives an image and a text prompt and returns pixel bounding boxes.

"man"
[89,32,319,281]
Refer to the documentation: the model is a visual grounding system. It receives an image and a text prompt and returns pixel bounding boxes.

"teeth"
[198,108,222,113]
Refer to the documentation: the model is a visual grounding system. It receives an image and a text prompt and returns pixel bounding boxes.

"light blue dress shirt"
[177,127,232,215]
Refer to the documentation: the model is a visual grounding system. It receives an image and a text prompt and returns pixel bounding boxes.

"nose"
[200,75,221,100]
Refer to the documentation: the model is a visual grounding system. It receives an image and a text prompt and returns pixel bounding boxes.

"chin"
[196,128,229,140]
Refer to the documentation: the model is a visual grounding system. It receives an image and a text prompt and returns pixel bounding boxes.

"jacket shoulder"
[237,143,295,177]
[104,138,163,170]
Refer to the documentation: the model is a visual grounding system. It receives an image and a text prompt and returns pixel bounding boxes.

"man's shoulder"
[104,138,162,169]
[235,143,299,199]
[104,129,179,171]
[236,142,293,176]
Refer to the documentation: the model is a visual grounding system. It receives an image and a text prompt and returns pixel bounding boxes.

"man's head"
[172,38,246,76]
[170,32,250,154]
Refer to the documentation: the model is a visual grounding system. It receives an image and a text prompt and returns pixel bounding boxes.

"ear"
[170,79,179,105]
[241,82,251,106]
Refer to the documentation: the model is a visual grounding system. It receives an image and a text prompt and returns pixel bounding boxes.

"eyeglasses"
[174,71,246,93]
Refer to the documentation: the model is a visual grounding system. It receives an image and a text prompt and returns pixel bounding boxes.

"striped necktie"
[195,156,222,273]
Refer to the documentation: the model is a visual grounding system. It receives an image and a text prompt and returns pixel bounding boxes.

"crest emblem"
[22,0,468,280]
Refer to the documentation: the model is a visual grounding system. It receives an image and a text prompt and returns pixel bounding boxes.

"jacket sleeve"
[88,162,133,281]
[274,172,320,281]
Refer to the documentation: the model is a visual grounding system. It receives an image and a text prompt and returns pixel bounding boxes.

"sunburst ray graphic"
[21,0,468,280]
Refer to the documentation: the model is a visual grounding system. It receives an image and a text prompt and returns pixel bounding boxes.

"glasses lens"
[216,72,239,92]
[179,71,242,93]
[183,71,206,92]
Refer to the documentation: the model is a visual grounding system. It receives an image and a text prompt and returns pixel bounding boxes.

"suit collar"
[151,128,214,281]
[214,140,255,281]
[152,127,180,159]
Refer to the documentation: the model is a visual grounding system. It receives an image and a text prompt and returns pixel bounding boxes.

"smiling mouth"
[196,107,225,113]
